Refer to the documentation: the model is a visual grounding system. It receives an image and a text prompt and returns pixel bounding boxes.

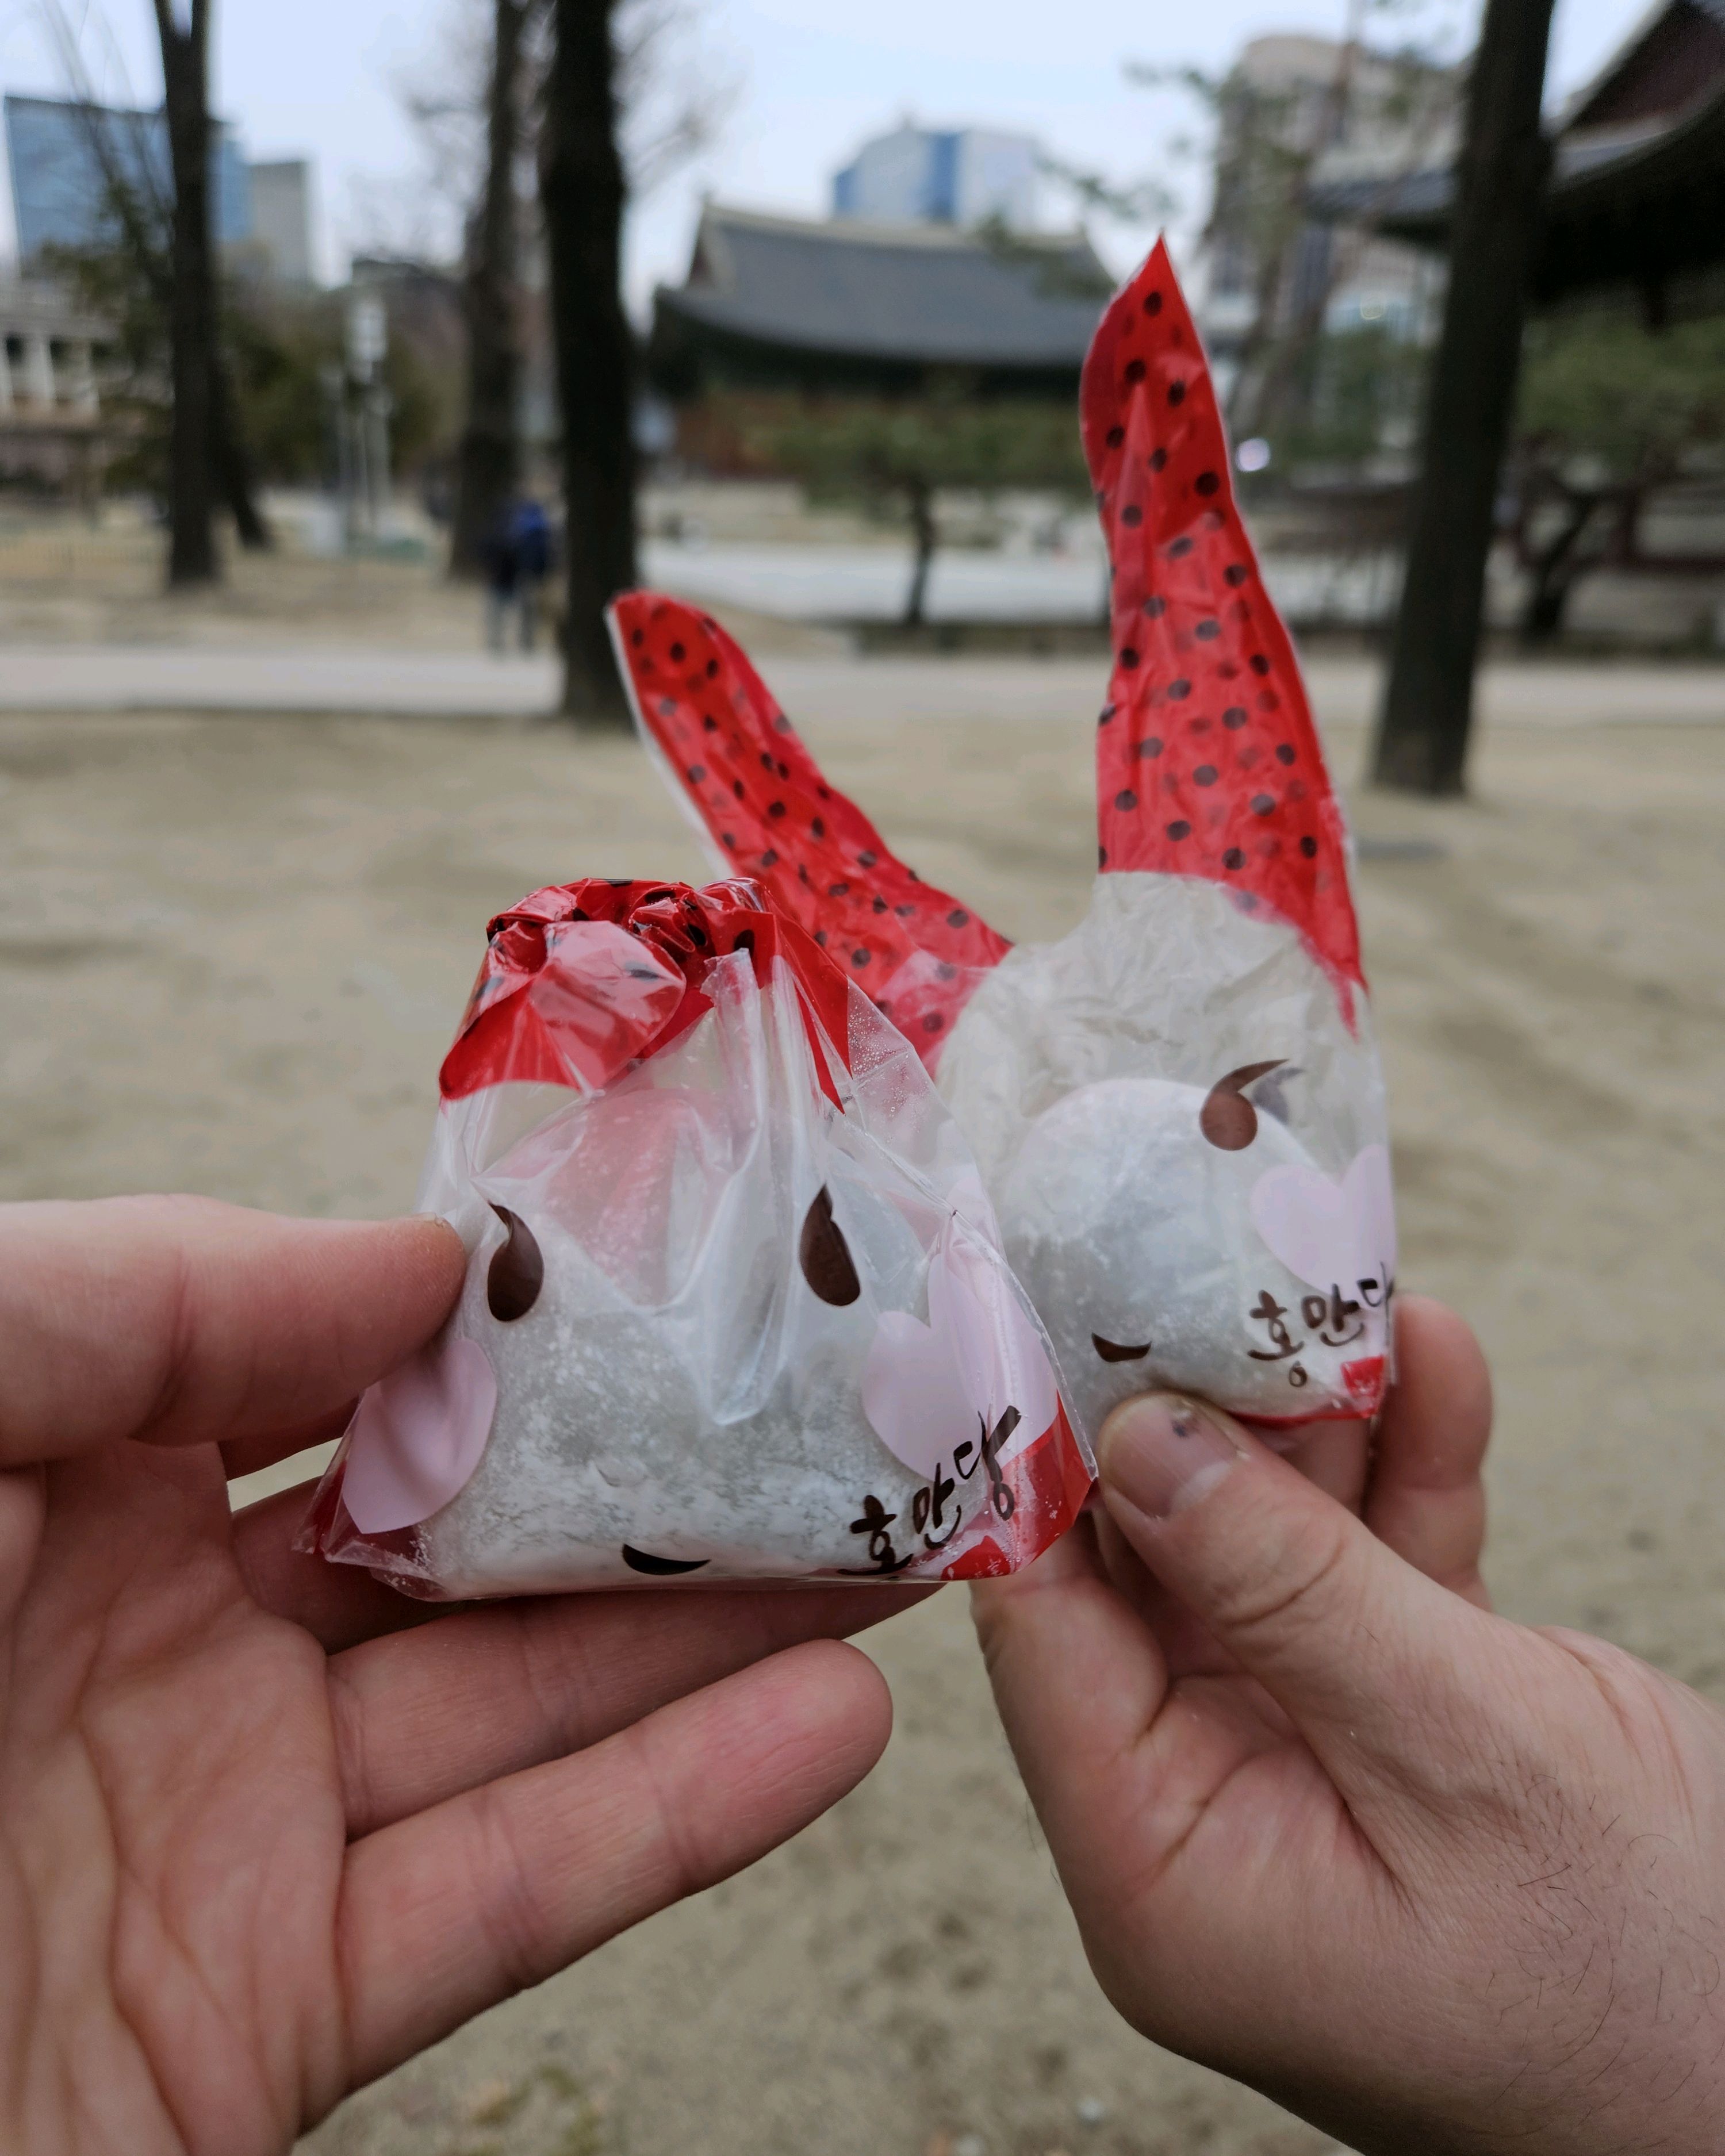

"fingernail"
[1098,1394,1244,1522]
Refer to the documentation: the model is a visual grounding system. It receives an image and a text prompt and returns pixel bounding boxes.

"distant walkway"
[641,537,1393,630]
[0,645,561,718]
[0,642,1718,729]
[646,539,1109,624]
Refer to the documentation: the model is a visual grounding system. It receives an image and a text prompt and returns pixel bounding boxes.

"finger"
[1244,1414,1370,1510]
[337,1639,891,2091]
[0,1198,465,1467]
[329,1580,934,1836]
[232,1483,458,1652]
[1091,1504,1235,1678]
[221,1403,355,1483]
[1363,1296,1492,1606]
[0,1467,47,1629]
[1092,1411,1371,1677]
[971,1514,1285,1919]
[972,1511,1170,1790]
[1094,1391,1499,1795]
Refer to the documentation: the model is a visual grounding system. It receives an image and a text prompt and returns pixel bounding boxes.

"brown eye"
[799,1186,860,1306]
[486,1205,543,1321]
[1093,1333,1152,1363]
[1199,1060,1285,1150]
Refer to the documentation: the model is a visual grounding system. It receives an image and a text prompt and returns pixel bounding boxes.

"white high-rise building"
[832,125,1038,231]
[248,159,315,286]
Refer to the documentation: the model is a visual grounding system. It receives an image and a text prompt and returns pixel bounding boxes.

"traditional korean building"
[1308,0,1725,322]
[649,203,1114,403]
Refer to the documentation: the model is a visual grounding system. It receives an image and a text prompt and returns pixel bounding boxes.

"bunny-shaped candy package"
[309,240,1393,1603]
[305,877,1091,1595]
[613,242,1396,1445]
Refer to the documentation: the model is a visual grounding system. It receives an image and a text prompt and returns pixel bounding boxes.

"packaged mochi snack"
[611,239,1395,1444]
[304,876,1092,1597]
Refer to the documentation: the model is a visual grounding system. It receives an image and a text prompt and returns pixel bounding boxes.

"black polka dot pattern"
[610,590,1014,1061]
[1077,238,1365,1006]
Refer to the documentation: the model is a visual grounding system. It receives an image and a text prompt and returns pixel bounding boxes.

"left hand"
[0,1196,921,2156]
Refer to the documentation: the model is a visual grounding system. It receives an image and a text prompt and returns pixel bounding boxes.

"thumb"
[1097,1391,1493,1789]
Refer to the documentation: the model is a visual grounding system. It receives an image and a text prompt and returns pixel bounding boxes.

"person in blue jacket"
[511,496,553,654]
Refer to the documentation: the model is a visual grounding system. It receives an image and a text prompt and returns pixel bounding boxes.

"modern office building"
[831,124,1040,231]
[3,93,251,262]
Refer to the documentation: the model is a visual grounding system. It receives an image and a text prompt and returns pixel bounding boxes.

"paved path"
[0,644,561,717]
[643,535,1393,627]
[1,640,1720,728]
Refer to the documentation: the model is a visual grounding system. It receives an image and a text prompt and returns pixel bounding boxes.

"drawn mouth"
[621,1545,713,1576]
[1092,1333,1152,1363]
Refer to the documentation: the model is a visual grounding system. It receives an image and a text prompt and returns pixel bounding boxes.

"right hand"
[975,1299,1725,2155]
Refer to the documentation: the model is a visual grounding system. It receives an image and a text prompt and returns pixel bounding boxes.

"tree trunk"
[1371,0,1557,794]
[1519,488,1594,644]
[210,354,271,550]
[154,0,218,588]
[903,481,936,627]
[540,0,638,725]
[56,59,262,555]
[451,0,527,580]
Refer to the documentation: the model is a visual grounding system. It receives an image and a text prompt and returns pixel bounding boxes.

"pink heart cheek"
[861,1311,976,1480]
[341,1334,498,1535]
[1345,1143,1397,1283]
[1249,1164,1355,1290]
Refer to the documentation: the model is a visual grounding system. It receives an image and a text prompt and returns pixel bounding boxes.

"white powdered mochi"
[315,949,1079,1597]
[937,872,1395,1435]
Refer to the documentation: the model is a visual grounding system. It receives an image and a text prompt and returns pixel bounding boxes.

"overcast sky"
[0,0,1650,309]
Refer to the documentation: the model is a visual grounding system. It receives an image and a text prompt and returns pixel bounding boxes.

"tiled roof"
[657,206,1114,370]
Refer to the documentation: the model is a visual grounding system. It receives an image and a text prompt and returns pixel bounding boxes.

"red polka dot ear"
[1082,240,1365,1025]
[608,593,1011,1061]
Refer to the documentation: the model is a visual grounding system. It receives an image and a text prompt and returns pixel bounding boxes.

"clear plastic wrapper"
[303,878,1091,1596]
[612,240,1395,1444]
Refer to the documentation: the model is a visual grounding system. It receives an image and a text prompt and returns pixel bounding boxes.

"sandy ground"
[5,615,1725,2154]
